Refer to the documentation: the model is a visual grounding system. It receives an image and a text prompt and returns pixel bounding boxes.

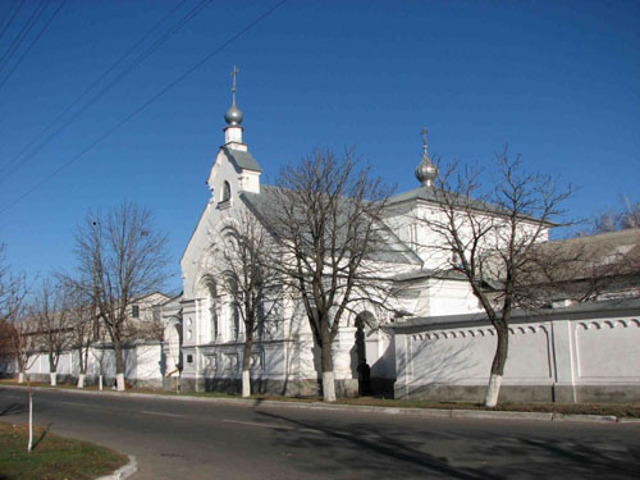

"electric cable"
[0,0,67,91]
[0,0,207,182]
[0,0,288,215]
[0,0,48,74]
[0,0,26,44]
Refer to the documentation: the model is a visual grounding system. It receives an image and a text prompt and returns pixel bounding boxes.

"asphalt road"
[1,387,639,479]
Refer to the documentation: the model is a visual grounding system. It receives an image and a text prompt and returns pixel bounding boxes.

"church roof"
[528,227,640,284]
[240,186,422,266]
[387,296,640,333]
[387,185,553,226]
[222,147,261,172]
[388,186,500,213]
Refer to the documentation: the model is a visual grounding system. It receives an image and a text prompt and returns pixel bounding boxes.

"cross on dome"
[230,65,239,103]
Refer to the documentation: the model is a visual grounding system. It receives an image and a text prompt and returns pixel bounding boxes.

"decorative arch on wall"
[225,274,240,342]
[197,275,219,343]
[577,318,640,332]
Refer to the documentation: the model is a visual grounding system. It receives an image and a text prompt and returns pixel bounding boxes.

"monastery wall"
[1,342,165,388]
[393,303,640,403]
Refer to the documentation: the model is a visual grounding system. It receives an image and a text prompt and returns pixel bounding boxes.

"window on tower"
[221,181,231,203]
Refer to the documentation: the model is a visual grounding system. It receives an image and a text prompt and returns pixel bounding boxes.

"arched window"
[198,276,219,343]
[221,181,231,202]
[208,281,218,341]
[226,276,240,341]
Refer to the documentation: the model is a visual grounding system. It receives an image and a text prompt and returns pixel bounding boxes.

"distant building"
[123,291,172,341]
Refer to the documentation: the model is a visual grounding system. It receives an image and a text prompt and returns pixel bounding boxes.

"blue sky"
[1,0,638,293]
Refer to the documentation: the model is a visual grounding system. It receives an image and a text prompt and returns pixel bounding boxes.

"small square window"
[187,355,193,363]
[131,305,140,318]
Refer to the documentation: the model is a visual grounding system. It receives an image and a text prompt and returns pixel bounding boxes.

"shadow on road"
[255,410,494,479]
[254,409,640,480]
[0,403,23,416]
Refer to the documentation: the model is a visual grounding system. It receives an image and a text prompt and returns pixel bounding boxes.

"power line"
[0,0,48,75]
[0,0,192,176]
[0,0,288,215]
[0,0,67,91]
[0,0,25,44]
[0,0,208,183]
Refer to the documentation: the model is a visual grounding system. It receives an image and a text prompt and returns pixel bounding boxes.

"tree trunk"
[320,333,336,402]
[77,373,85,389]
[114,340,126,391]
[241,337,253,398]
[485,321,509,407]
[116,373,125,391]
[98,375,104,391]
[49,353,57,386]
[78,345,88,377]
[18,372,25,384]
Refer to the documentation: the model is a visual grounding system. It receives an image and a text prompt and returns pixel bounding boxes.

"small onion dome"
[224,101,243,126]
[416,155,437,187]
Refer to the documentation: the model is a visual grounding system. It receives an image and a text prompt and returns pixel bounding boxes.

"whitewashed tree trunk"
[49,373,57,386]
[18,372,25,384]
[116,373,125,391]
[242,370,251,398]
[77,373,85,389]
[98,375,104,391]
[484,374,502,407]
[322,371,336,403]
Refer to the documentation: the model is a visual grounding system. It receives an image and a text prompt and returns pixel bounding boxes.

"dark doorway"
[355,315,371,396]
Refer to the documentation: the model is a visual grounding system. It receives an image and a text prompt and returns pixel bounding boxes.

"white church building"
[168,78,640,403]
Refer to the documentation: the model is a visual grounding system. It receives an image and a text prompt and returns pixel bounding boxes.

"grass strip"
[0,421,127,480]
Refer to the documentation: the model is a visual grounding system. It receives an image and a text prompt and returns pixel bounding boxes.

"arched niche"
[197,275,219,343]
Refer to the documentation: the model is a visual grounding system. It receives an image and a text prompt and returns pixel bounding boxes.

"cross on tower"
[420,127,429,153]
[230,65,239,101]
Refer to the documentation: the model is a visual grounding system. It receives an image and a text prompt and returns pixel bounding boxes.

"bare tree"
[587,198,640,234]
[62,279,96,388]
[74,201,168,391]
[0,318,12,361]
[8,302,37,384]
[0,250,33,382]
[32,277,71,386]
[418,149,572,407]
[122,304,164,341]
[261,149,391,402]
[0,245,27,325]
[213,210,283,397]
[530,226,640,303]
[1,246,22,361]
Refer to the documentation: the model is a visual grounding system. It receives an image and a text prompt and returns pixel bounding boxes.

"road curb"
[95,455,137,480]
[552,413,618,423]
[451,409,554,421]
[618,417,640,424]
[1,384,635,424]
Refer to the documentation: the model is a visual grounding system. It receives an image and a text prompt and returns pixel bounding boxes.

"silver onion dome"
[416,127,437,187]
[224,101,243,126]
[415,157,437,187]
